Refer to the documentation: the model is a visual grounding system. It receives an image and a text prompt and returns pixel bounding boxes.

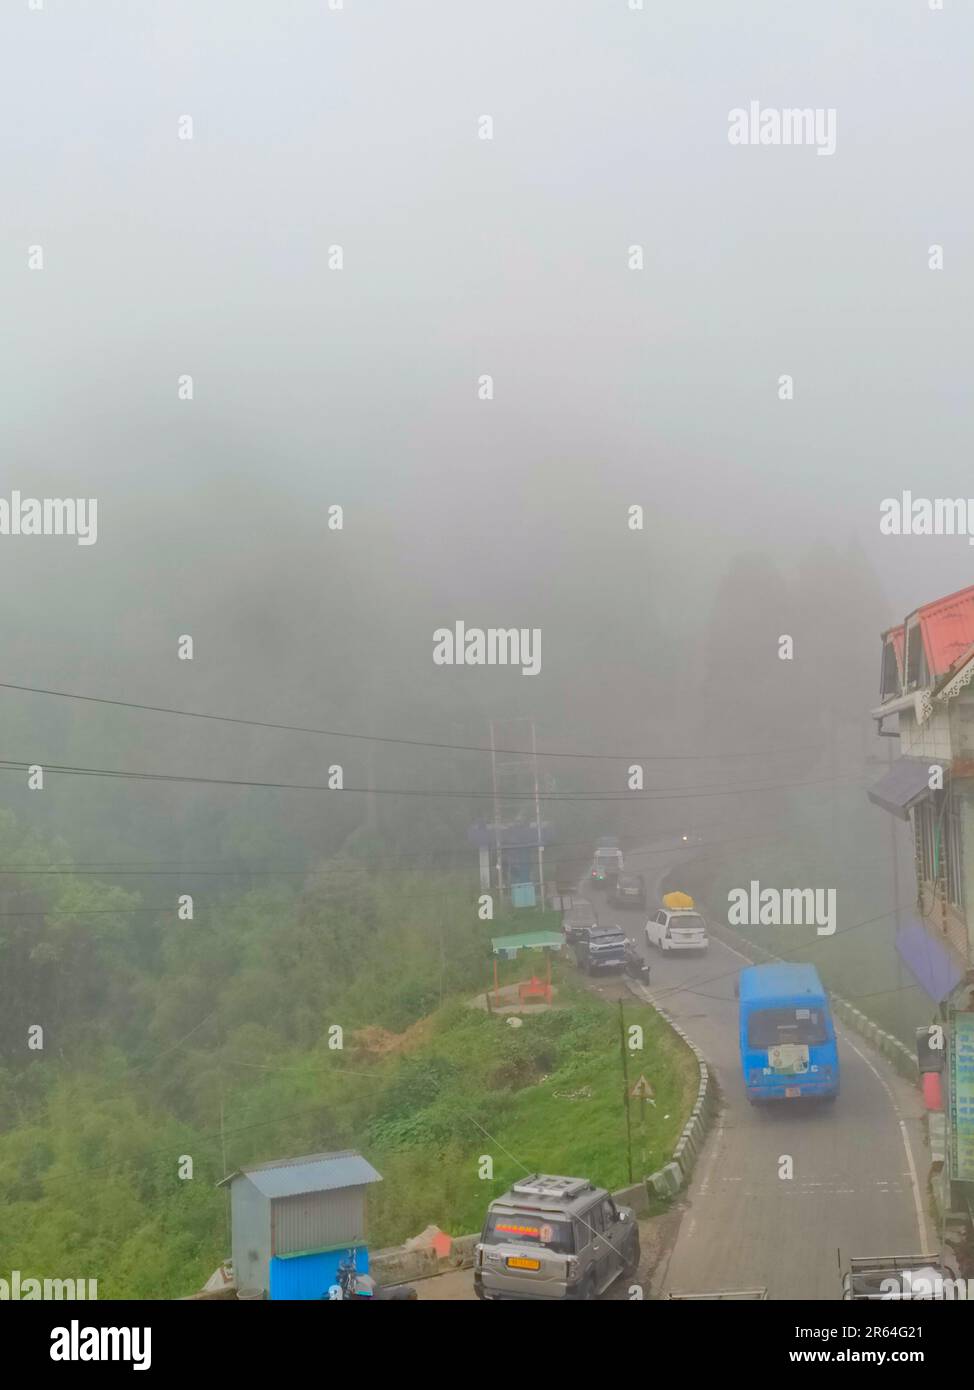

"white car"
[645,907,709,953]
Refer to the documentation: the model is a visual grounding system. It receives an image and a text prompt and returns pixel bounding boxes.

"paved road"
[605,842,930,1300]
[413,840,930,1300]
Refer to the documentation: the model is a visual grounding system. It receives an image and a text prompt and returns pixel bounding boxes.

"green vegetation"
[0,810,694,1297]
[365,985,694,1245]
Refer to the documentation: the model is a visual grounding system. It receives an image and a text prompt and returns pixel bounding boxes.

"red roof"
[908,583,974,680]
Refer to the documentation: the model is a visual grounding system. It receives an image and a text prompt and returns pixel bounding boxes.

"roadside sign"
[630,1075,655,1102]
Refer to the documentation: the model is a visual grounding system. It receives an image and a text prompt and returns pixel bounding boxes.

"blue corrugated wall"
[269,1246,369,1300]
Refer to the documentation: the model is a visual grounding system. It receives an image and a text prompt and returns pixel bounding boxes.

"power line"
[0,826,838,876]
[0,679,825,763]
[0,755,868,802]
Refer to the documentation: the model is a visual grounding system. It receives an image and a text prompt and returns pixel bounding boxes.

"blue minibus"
[738,963,839,1103]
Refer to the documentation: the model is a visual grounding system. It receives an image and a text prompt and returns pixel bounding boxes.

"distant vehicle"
[841,1254,956,1300]
[738,963,839,1104]
[591,847,623,891]
[610,873,646,909]
[666,1287,768,1300]
[474,1174,639,1301]
[574,924,628,975]
[645,895,709,953]
[562,899,598,945]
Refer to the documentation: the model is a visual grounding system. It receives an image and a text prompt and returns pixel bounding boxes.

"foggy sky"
[2,0,972,830]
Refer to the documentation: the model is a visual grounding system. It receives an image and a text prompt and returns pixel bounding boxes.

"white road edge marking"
[840,1032,929,1252]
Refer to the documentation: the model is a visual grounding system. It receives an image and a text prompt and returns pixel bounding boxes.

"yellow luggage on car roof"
[662,891,694,910]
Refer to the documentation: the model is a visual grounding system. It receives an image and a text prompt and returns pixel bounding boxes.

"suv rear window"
[668,914,705,932]
[483,1214,575,1254]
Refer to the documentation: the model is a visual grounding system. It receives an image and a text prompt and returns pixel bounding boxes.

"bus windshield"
[747,1007,829,1048]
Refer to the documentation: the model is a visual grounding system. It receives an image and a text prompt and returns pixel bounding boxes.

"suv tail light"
[565,1257,579,1281]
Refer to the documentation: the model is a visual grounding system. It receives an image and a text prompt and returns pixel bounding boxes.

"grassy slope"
[361,970,698,1244]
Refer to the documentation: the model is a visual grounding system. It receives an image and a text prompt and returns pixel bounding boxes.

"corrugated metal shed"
[219,1149,382,1298]
[222,1150,381,1200]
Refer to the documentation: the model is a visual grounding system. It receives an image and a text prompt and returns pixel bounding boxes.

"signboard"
[630,1075,655,1101]
[949,1012,974,1184]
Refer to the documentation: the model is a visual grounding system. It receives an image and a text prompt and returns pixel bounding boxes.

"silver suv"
[474,1175,639,1301]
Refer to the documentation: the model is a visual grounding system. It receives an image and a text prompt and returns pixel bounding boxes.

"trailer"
[841,1254,954,1300]
[666,1287,768,1300]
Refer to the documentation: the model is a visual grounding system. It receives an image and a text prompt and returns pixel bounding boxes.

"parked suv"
[562,899,598,945]
[574,924,628,974]
[610,873,646,909]
[474,1175,640,1301]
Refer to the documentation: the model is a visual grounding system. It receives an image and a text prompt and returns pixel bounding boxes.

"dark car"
[609,873,646,910]
[562,899,599,944]
[574,925,628,975]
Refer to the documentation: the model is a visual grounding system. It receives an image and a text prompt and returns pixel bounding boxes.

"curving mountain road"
[609,842,930,1300]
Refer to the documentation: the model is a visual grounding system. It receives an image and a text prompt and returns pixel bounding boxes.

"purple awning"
[895,917,964,1002]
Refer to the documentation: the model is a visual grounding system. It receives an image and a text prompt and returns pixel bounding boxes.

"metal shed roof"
[218,1149,382,1198]
[867,757,934,820]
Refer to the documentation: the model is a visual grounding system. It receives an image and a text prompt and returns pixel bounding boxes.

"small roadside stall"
[489,930,564,1008]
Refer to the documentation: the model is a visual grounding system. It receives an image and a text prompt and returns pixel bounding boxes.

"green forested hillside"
[0,809,694,1297]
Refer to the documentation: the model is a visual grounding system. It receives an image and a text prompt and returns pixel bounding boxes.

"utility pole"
[220,1090,231,1253]
[489,715,546,911]
[619,1001,633,1184]
[530,719,545,911]
[888,737,906,996]
[489,720,503,905]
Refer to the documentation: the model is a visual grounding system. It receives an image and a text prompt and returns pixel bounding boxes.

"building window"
[915,792,965,911]
[904,624,929,691]
[880,640,901,699]
[914,800,937,884]
[946,791,964,910]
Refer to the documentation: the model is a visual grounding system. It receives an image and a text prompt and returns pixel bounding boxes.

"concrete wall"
[900,707,953,762]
